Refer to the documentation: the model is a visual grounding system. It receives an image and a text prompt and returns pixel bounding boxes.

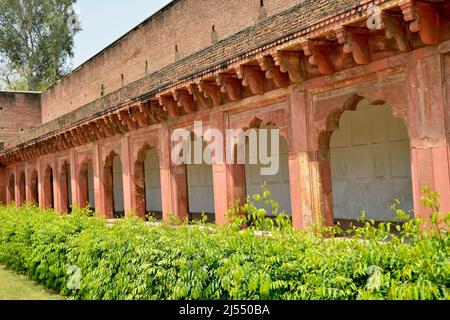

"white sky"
[72,0,172,68]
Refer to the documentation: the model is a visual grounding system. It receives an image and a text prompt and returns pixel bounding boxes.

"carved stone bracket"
[109,113,129,134]
[198,80,221,106]
[336,27,371,64]
[150,100,167,123]
[158,95,179,117]
[401,1,441,45]
[256,55,289,88]
[130,103,149,128]
[188,84,210,109]
[272,51,305,83]
[302,41,334,75]
[216,74,243,101]
[74,128,87,145]
[235,65,265,95]
[173,90,195,114]
[98,117,115,137]
[383,13,411,52]
[119,110,138,131]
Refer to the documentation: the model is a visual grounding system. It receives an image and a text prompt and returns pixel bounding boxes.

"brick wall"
[0,92,42,146]
[41,0,305,123]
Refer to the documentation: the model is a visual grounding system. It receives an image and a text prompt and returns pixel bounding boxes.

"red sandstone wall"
[0,92,42,144]
[41,0,303,123]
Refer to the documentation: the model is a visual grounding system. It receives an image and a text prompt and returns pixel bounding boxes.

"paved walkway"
[0,265,63,300]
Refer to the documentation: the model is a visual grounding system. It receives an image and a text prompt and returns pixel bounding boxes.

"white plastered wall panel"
[245,126,292,215]
[113,155,124,213]
[144,149,163,212]
[330,101,413,221]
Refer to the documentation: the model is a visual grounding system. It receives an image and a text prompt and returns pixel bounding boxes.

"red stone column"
[407,52,450,218]
[92,144,104,216]
[24,163,30,203]
[51,159,59,211]
[159,124,189,223]
[14,165,20,207]
[0,166,6,204]
[37,159,44,208]
[120,136,134,216]
[210,112,246,225]
[78,162,89,209]
[69,150,79,209]
[6,168,13,204]
[287,91,330,229]
[54,162,63,213]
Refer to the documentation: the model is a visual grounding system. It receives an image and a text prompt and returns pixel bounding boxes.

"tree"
[0,0,80,91]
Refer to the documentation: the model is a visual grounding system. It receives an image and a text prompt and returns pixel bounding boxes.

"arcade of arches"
[1,2,450,229]
[2,73,450,228]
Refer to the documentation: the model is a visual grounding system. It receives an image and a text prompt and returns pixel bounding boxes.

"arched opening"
[104,152,124,218]
[43,165,54,209]
[186,135,215,222]
[325,99,413,227]
[18,171,26,206]
[7,173,15,204]
[243,123,292,216]
[30,170,39,205]
[79,160,95,210]
[134,145,163,220]
[60,162,72,213]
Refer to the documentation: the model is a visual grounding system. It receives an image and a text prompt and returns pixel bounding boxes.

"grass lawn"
[0,265,63,300]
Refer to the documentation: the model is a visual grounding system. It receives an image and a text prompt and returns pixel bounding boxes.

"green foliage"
[227,183,293,232]
[0,187,448,300]
[0,0,79,91]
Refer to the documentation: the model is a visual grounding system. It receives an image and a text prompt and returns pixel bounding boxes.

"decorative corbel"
[44,139,54,153]
[81,124,96,142]
[64,131,78,147]
[130,103,149,128]
[136,101,152,122]
[158,95,179,117]
[90,122,105,139]
[70,129,82,145]
[216,73,243,101]
[188,84,210,109]
[149,100,167,123]
[145,101,160,124]
[173,90,195,114]
[383,13,411,52]
[272,51,305,83]
[58,133,70,149]
[256,55,289,88]
[76,127,90,144]
[198,80,221,106]
[336,27,371,65]
[235,65,265,95]
[55,135,66,151]
[98,117,115,137]
[119,109,138,131]
[302,41,334,75]
[109,113,129,134]
[401,1,441,45]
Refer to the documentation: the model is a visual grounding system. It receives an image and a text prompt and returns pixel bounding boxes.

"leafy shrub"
[0,187,448,300]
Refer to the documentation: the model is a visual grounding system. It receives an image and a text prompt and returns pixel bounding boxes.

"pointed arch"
[317,95,413,226]
[134,143,163,219]
[103,151,124,218]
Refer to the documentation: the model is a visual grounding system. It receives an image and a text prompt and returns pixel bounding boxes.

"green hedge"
[0,189,448,300]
